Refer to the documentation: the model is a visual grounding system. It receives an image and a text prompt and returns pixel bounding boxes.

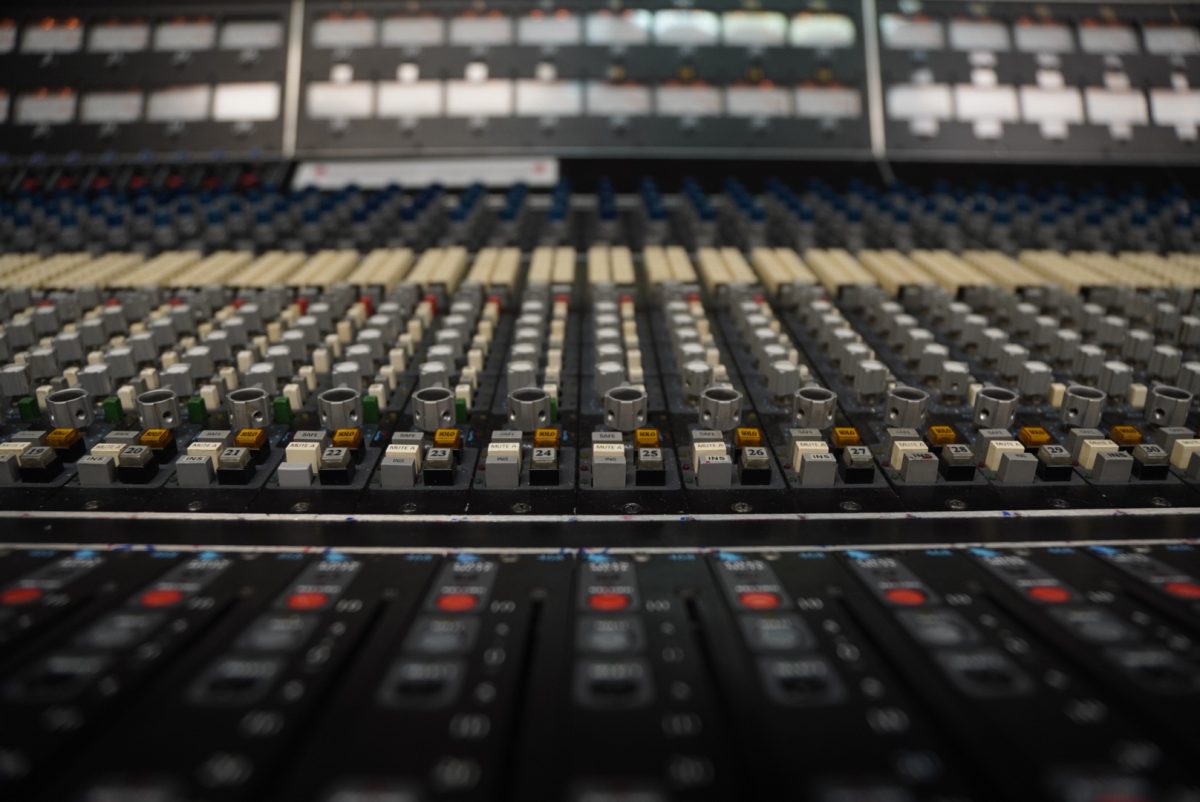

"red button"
[1027,585,1071,604]
[436,593,478,612]
[140,589,184,608]
[1,587,43,606]
[738,591,781,610]
[287,591,330,611]
[884,588,928,606]
[1164,581,1200,600]
[588,593,631,611]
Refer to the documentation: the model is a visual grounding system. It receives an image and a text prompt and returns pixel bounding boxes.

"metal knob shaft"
[412,386,456,433]
[698,386,742,432]
[508,387,552,432]
[46,387,94,429]
[604,386,648,432]
[226,387,273,430]
[318,387,363,431]
[1061,385,1106,429]
[137,389,182,430]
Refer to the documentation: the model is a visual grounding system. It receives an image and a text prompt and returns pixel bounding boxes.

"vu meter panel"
[296,1,870,158]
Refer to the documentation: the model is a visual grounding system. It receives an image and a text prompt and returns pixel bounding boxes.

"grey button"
[935,649,1033,698]
[1048,608,1135,644]
[404,617,481,655]
[75,611,164,650]
[896,609,978,647]
[759,656,845,706]
[573,658,653,709]
[740,614,814,652]
[236,614,319,652]
[577,616,645,654]
[377,659,464,709]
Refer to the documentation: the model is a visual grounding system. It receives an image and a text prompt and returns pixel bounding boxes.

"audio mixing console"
[2,0,1200,798]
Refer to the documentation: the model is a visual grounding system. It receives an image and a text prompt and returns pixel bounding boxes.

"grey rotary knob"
[765,360,801,397]
[1072,345,1105,381]
[885,386,930,429]
[1177,362,1200,395]
[682,360,713,398]
[595,361,626,398]
[418,361,449,390]
[507,360,538,392]
[226,387,273,430]
[853,360,888,399]
[318,387,363,431]
[1144,385,1193,428]
[698,386,743,432]
[508,387,553,432]
[1097,360,1132,399]
[792,386,837,429]
[973,386,1018,429]
[137,388,182,430]
[1050,330,1081,363]
[1148,345,1182,381]
[412,386,456,433]
[604,386,649,432]
[46,387,94,429]
[1061,385,1106,429]
[1017,361,1052,399]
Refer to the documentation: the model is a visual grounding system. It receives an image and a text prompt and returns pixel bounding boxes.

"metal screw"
[83,500,101,511]
[731,501,753,513]
[839,500,862,512]
[290,501,310,513]
[1049,497,1070,509]
[187,500,203,512]
[401,502,418,514]
[1151,496,1172,508]
[623,502,642,515]
[946,498,967,511]
[511,502,532,514]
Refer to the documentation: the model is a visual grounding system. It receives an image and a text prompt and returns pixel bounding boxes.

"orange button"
[140,428,174,449]
[738,591,781,610]
[831,427,861,448]
[332,428,362,450]
[1,587,43,606]
[1027,585,1071,604]
[588,592,632,611]
[927,425,958,446]
[140,589,184,608]
[287,591,330,610]
[734,427,763,449]
[434,428,462,450]
[47,428,81,449]
[1109,425,1142,447]
[1165,581,1200,599]
[235,428,268,450]
[533,428,560,448]
[634,428,661,448]
[884,588,927,606]
[1017,426,1052,449]
[436,593,478,612]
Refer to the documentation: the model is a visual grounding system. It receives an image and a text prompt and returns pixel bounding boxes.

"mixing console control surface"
[0,541,1197,801]
[1,176,1198,523]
